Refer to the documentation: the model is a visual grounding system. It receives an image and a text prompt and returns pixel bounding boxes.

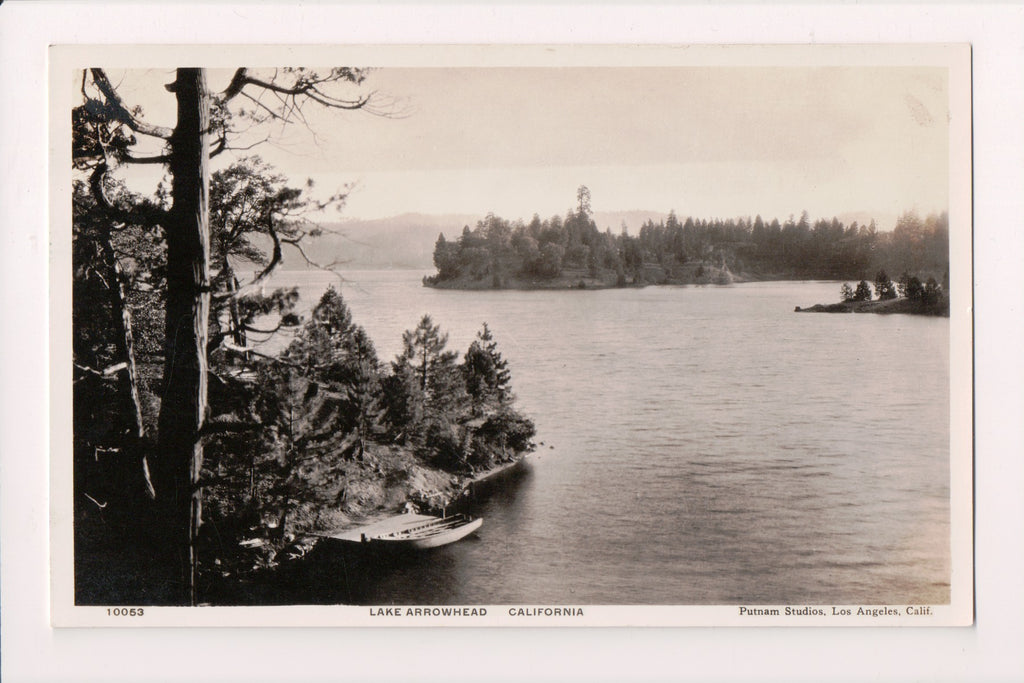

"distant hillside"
[283,213,483,270]
[591,210,670,234]
[836,210,899,232]
[287,210,673,270]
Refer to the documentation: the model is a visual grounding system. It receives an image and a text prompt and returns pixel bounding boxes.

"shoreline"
[307,451,531,544]
[795,297,950,317]
[423,264,748,291]
[420,267,910,292]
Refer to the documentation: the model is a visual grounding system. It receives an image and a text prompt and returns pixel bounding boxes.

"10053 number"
[107,608,144,617]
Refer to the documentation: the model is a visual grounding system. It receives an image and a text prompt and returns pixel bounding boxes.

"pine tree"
[463,323,512,415]
[905,275,925,302]
[576,184,592,217]
[874,270,896,300]
[391,315,463,426]
[282,287,382,440]
[432,233,460,280]
[284,287,354,377]
[343,328,383,443]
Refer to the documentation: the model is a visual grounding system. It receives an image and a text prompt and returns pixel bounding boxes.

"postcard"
[49,43,972,627]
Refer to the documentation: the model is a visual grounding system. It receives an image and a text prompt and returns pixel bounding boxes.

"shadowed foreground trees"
[74,66,388,604]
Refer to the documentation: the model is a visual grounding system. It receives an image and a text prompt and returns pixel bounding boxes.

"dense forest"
[71,68,534,605]
[426,186,949,289]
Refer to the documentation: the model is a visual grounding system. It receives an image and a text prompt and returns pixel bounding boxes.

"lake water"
[257,270,950,605]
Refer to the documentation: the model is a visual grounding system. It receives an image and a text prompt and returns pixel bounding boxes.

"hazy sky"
[107,65,949,226]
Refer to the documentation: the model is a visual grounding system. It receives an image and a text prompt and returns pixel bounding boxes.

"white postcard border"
[5,2,1023,681]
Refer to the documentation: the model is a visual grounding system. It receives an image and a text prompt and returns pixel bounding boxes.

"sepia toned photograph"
[50,44,973,626]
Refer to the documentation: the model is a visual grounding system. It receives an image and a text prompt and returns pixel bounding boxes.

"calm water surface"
[258,270,950,605]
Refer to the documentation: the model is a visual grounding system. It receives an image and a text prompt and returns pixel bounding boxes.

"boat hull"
[371,516,483,550]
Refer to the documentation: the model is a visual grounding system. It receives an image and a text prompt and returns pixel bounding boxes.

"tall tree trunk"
[154,68,210,606]
[97,227,156,499]
[226,267,247,348]
[87,163,155,499]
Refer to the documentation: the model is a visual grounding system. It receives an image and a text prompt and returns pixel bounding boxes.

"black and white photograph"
[6,3,1024,681]
[49,43,973,626]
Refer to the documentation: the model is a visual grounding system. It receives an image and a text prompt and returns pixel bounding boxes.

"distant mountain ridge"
[283,213,480,270]
[287,210,673,270]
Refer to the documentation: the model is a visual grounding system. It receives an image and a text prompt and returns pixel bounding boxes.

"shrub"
[421,420,466,471]
[905,275,924,302]
[477,411,536,457]
[874,270,896,300]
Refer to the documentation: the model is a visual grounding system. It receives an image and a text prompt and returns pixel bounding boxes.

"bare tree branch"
[236,137,272,154]
[199,418,263,437]
[243,322,287,335]
[218,67,409,123]
[74,361,129,380]
[281,236,347,273]
[85,265,111,290]
[239,90,287,123]
[221,68,249,103]
[206,318,287,355]
[88,162,167,229]
[122,151,172,165]
[252,222,284,283]
[222,340,304,367]
[208,133,228,159]
[232,73,371,109]
[88,69,174,140]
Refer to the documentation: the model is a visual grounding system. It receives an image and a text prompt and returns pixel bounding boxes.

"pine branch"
[74,361,128,381]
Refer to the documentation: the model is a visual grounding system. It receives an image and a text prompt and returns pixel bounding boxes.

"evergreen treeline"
[426,187,949,287]
[835,270,948,315]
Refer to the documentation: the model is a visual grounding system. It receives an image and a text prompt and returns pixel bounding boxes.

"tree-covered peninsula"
[424,186,949,291]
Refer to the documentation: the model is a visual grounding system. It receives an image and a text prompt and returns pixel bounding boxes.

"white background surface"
[1,2,1022,682]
